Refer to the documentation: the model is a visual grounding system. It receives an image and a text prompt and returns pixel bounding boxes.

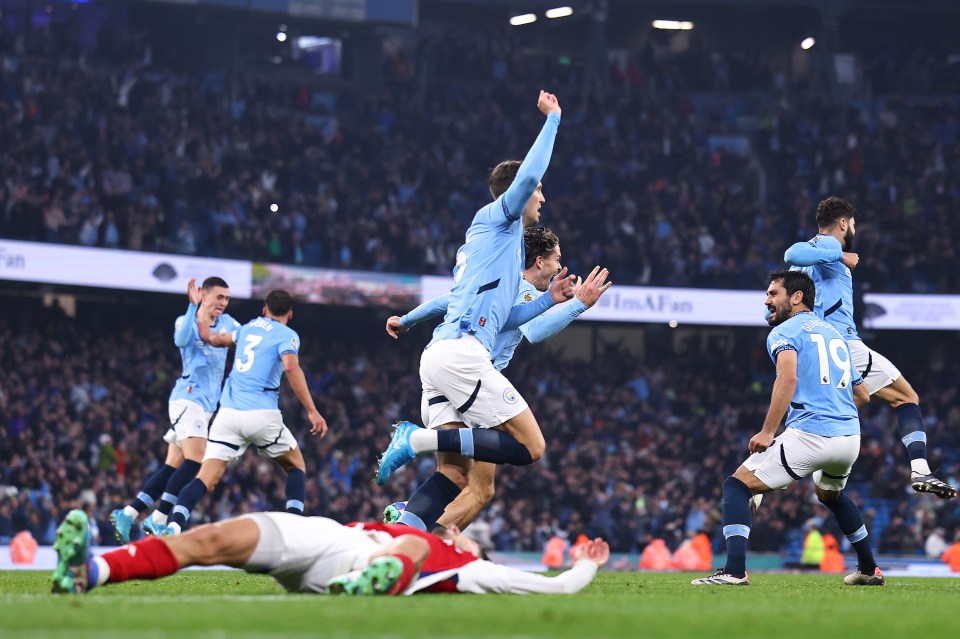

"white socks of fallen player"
[92,557,111,587]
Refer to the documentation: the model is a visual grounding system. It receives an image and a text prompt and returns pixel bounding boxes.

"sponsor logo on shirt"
[769,338,790,352]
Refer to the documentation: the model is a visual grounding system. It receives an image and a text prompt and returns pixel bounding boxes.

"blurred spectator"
[925,527,949,559]
[1,16,959,294]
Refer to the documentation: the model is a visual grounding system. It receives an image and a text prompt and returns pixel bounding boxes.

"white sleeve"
[455,559,599,595]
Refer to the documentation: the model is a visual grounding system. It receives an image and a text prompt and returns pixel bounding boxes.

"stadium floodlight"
[276,32,287,43]
[509,13,537,26]
[545,7,573,19]
[651,20,694,31]
[297,36,336,49]
[801,37,815,50]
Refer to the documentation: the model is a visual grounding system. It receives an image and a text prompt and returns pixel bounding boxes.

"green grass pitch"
[2,570,958,638]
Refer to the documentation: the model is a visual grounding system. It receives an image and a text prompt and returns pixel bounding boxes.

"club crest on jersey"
[503,388,519,404]
[523,293,535,302]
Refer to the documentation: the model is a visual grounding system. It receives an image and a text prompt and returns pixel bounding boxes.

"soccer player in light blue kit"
[111,277,240,543]
[376,91,576,531]
[692,270,883,586]
[784,196,955,498]
[384,227,611,530]
[160,289,328,535]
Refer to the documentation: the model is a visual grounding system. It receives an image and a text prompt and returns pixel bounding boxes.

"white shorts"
[848,340,901,395]
[163,399,213,444]
[743,428,860,491]
[419,334,528,430]
[242,513,387,593]
[204,407,298,462]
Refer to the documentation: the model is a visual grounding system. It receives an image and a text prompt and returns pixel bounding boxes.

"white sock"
[168,521,182,534]
[150,511,169,525]
[122,506,139,518]
[409,429,438,454]
[911,459,932,476]
[93,557,111,586]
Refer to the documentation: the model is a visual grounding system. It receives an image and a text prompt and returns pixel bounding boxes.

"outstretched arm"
[500,91,562,221]
[502,267,575,331]
[520,300,587,343]
[783,240,843,266]
[456,539,608,595]
[521,267,611,343]
[387,294,452,338]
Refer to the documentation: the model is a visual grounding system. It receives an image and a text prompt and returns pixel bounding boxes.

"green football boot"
[51,509,91,594]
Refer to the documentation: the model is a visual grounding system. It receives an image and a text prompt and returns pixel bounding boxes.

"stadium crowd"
[2,18,960,293]
[1,300,958,558]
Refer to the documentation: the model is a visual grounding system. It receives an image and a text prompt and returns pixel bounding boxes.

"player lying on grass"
[51,509,609,596]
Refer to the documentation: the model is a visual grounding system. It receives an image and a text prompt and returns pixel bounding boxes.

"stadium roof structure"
[428,0,960,9]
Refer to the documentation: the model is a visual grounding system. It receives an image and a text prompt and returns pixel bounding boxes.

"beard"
[843,227,854,250]
[767,302,791,327]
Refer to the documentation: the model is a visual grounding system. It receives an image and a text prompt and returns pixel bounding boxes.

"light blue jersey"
[169,306,240,412]
[766,311,863,437]
[491,279,586,370]
[491,279,539,369]
[220,317,301,411]
[401,276,586,371]
[784,234,859,340]
[429,113,561,354]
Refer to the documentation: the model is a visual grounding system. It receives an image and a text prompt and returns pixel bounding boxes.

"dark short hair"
[488,160,521,199]
[524,227,560,270]
[202,276,229,291]
[768,269,816,310]
[816,196,857,229]
[265,289,293,316]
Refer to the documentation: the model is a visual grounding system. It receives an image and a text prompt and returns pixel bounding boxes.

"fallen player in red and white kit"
[51,509,608,596]
[355,522,609,594]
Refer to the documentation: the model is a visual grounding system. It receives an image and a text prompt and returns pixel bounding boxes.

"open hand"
[187,278,202,305]
[570,538,610,567]
[575,266,612,309]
